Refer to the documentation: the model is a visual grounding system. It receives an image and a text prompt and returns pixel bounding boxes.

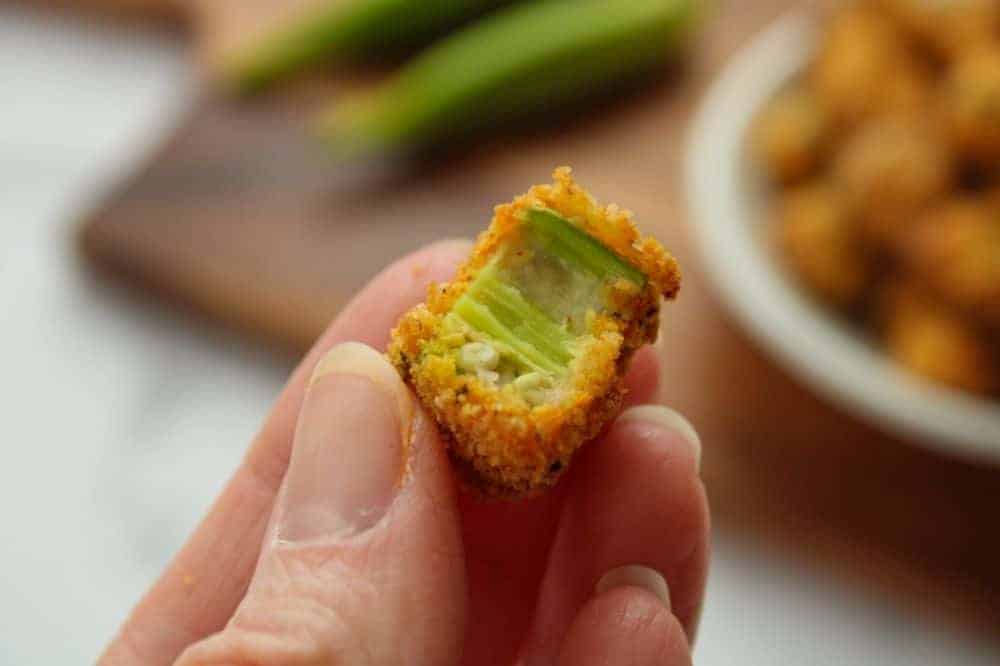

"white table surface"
[2,7,998,664]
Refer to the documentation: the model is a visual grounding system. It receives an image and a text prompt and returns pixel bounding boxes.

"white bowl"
[685,12,1000,465]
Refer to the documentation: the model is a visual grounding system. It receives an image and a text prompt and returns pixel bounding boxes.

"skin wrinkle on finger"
[619,595,668,638]
[230,550,375,662]
[233,597,355,663]
[182,527,379,662]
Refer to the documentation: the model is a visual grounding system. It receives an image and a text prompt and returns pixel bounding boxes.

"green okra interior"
[453,266,572,376]
[521,208,647,287]
[449,208,645,383]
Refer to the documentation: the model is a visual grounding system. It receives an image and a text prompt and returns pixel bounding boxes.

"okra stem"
[317,0,706,156]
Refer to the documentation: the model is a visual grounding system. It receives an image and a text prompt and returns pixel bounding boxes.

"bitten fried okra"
[388,168,680,497]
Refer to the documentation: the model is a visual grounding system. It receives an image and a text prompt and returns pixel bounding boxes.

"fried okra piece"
[877,0,998,61]
[388,168,680,497]
[833,116,953,245]
[987,186,1000,215]
[900,198,1000,328]
[945,48,1000,165]
[879,284,998,395]
[777,182,869,308]
[811,5,929,126]
[752,88,830,184]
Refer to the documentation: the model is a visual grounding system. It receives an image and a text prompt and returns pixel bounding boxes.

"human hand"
[100,240,709,666]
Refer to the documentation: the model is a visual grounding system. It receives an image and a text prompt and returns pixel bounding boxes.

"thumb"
[177,343,467,666]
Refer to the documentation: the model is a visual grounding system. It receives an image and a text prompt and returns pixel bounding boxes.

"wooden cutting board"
[76,0,1000,637]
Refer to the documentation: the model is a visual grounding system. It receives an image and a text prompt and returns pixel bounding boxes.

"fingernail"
[277,342,412,543]
[618,405,701,472]
[595,565,672,611]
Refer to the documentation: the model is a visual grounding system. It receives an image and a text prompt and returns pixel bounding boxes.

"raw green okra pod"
[224,0,509,94]
[317,0,706,157]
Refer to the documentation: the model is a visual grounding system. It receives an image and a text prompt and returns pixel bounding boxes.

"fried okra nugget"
[901,198,1000,327]
[752,88,830,184]
[777,182,869,307]
[833,116,953,244]
[388,168,680,497]
[877,0,998,61]
[986,186,1000,213]
[946,47,1000,164]
[880,284,998,395]
[812,5,929,125]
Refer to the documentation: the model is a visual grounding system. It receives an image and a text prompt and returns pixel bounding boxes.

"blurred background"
[2,0,999,662]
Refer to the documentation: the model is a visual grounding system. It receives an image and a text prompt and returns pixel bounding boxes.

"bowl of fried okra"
[687,1,1000,462]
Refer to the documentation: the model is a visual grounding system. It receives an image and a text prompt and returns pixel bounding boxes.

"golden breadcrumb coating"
[388,167,680,497]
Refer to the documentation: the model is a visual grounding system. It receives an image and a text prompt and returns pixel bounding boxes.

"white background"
[1,7,998,663]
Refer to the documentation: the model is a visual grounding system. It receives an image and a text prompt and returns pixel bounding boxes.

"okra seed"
[514,372,550,406]
[458,342,500,373]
